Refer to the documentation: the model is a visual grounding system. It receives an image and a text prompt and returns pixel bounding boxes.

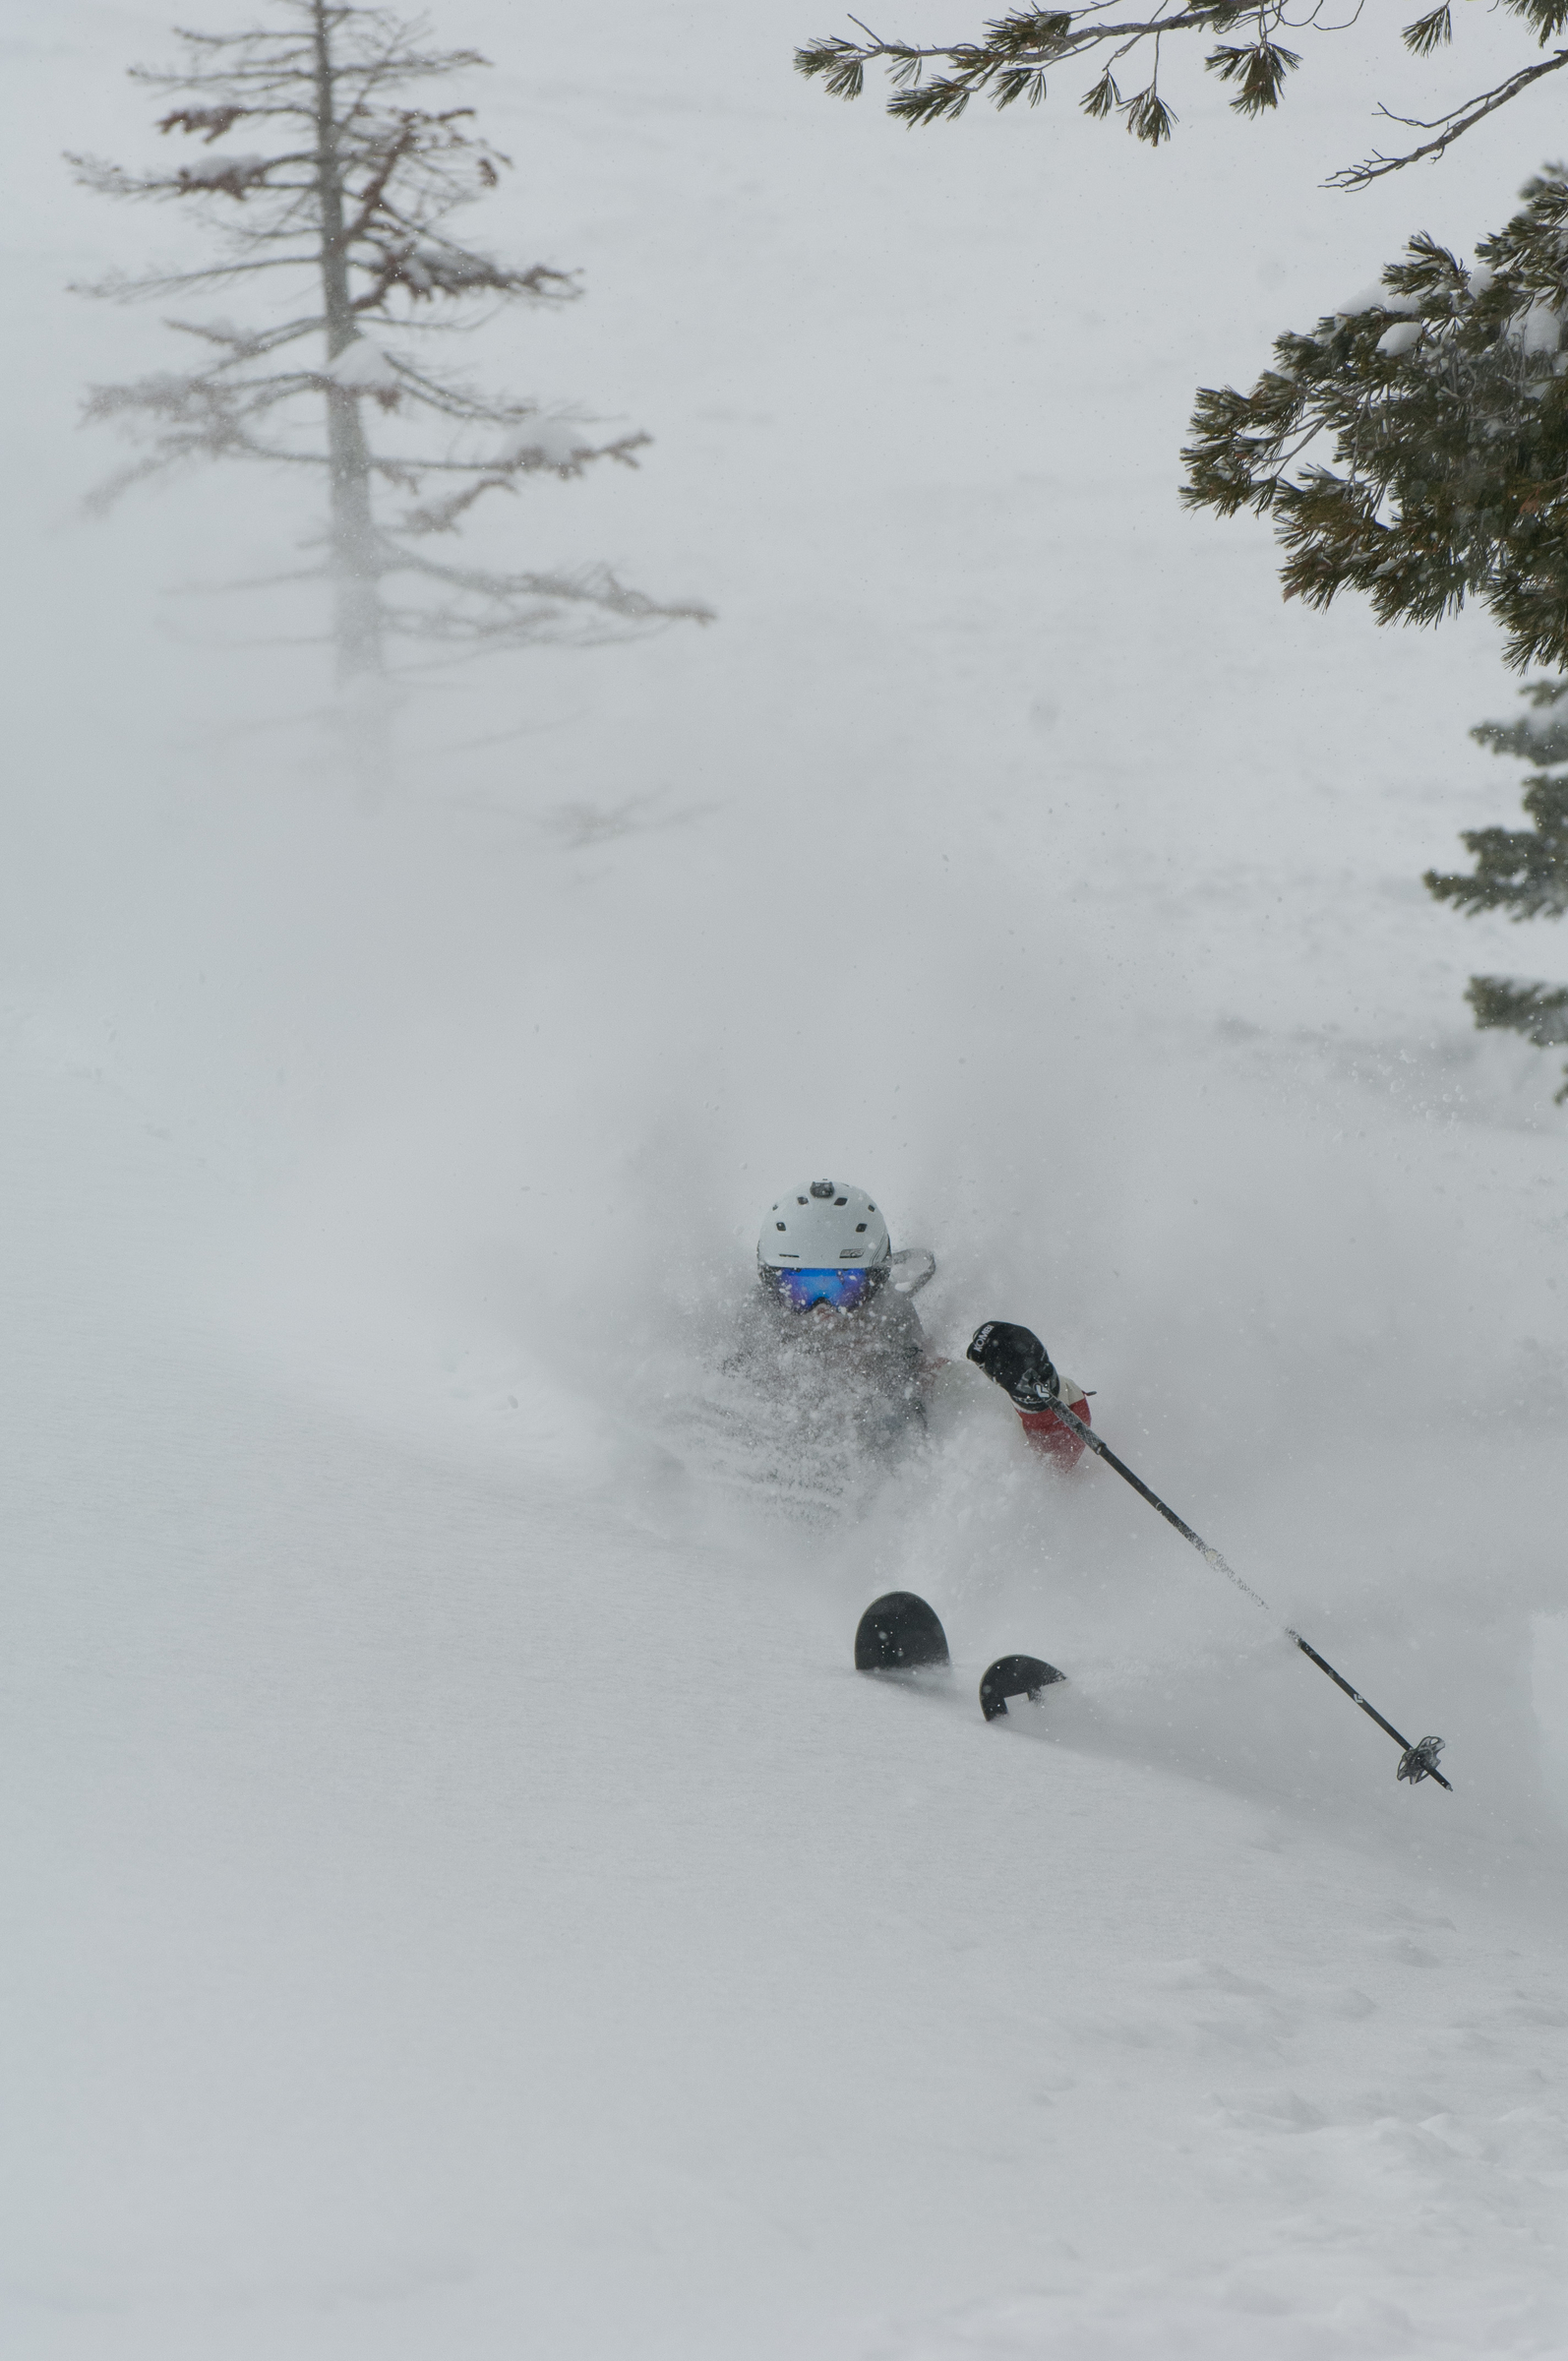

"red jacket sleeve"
[1017,1390,1090,1470]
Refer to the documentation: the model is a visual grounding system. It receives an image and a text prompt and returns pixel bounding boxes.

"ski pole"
[1048,1398,1451,1792]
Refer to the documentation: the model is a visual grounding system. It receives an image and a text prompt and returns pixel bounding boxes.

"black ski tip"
[980,1654,1066,1723]
[855,1592,950,1673]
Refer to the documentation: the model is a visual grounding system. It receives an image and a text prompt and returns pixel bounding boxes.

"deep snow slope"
[4,2,1568,2355]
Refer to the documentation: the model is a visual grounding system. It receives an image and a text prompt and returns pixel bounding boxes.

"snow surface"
[4,4,1568,2357]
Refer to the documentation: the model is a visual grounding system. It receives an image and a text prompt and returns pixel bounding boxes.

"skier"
[749,1178,1092,1467]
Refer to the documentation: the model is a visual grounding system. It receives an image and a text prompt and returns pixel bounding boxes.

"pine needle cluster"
[1426,679,1568,1096]
[1181,172,1568,676]
[795,3,1568,179]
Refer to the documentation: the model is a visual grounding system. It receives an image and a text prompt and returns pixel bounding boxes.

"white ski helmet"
[758,1179,891,1272]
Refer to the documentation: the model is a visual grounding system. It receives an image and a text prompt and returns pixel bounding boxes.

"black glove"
[967,1321,1060,1411]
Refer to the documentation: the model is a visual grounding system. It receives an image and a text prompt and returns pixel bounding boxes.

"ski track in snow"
[5,2,1568,2355]
[4,1068,1566,2361]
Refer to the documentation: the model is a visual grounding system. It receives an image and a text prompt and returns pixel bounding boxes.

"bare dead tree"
[71,0,711,680]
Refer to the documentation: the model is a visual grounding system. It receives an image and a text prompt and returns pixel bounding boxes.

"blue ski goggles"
[767,1266,875,1311]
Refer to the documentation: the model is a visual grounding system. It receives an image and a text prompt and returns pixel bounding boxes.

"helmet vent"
[810,1180,835,1199]
[776,1222,786,1232]
[834,1196,847,1206]
[855,1222,867,1233]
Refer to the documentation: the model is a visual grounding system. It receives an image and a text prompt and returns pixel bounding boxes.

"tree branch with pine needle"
[796,1,1568,173]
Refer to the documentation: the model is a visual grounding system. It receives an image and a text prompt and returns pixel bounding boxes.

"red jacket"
[1017,1384,1090,1470]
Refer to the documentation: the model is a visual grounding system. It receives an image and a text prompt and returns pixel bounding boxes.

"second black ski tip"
[855,1592,950,1672]
[980,1654,1066,1724]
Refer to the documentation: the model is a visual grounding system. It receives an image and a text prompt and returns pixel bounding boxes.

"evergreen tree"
[796,4,1568,182]
[799,3,1568,1106]
[72,0,709,680]
[798,7,1568,668]
[1426,682,1568,1098]
[1181,170,1568,674]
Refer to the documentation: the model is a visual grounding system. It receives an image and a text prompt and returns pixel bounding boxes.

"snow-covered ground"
[4,4,1568,2355]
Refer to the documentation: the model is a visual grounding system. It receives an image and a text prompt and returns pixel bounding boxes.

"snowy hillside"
[3,3,1567,2356]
